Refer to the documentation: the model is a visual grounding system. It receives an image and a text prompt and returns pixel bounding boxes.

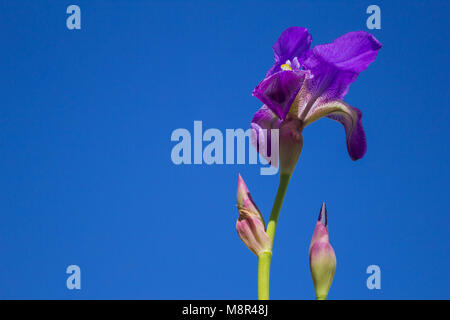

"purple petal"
[251,105,281,130]
[250,105,281,165]
[304,99,366,160]
[328,107,366,160]
[303,31,382,102]
[253,70,305,120]
[266,27,312,77]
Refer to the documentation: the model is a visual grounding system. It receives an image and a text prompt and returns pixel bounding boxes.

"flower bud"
[309,203,336,300]
[236,174,271,256]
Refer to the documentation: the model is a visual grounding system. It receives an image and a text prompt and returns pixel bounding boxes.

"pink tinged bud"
[237,174,259,214]
[309,203,336,300]
[236,214,271,256]
[236,174,271,256]
[279,116,303,175]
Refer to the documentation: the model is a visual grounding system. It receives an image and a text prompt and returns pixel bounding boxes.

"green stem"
[257,252,271,300]
[257,173,292,300]
[266,173,291,244]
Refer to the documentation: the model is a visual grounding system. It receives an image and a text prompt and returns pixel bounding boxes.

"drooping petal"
[266,27,312,77]
[252,105,281,130]
[250,105,281,166]
[303,99,366,160]
[253,70,306,120]
[303,31,382,102]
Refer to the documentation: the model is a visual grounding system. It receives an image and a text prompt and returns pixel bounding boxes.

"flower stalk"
[257,172,292,300]
[240,26,381,300]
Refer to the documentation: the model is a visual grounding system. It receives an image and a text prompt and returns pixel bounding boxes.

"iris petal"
[250,105,281,165]
[266,27,312,77]
[253,70,305,120]
[303,31,382,102]
[304,99,366,160]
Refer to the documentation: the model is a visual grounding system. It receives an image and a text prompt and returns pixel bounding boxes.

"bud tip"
[318,202,327,227]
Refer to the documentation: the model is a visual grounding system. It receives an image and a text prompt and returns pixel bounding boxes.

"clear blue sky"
[0,0,449,299]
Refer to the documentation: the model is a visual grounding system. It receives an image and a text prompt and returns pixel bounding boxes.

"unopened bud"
[309,203,336,300]
[236,174,271,256]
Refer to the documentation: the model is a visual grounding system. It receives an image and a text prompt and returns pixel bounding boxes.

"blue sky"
[0,0,449,299]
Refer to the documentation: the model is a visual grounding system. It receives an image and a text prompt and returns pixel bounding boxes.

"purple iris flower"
[251,27,382,167]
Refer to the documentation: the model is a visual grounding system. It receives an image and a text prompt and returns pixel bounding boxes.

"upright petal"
[253,70,306,120]
[303,31,382,102]
[266,27,312,77]
[303,99,366,160]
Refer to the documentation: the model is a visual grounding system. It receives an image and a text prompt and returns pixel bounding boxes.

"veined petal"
[266,27,312,77]
[252,105,281,130]
[303,31,382,102]
[251,105,281,165]
[253,70,305,120]
[304,99,366,160]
